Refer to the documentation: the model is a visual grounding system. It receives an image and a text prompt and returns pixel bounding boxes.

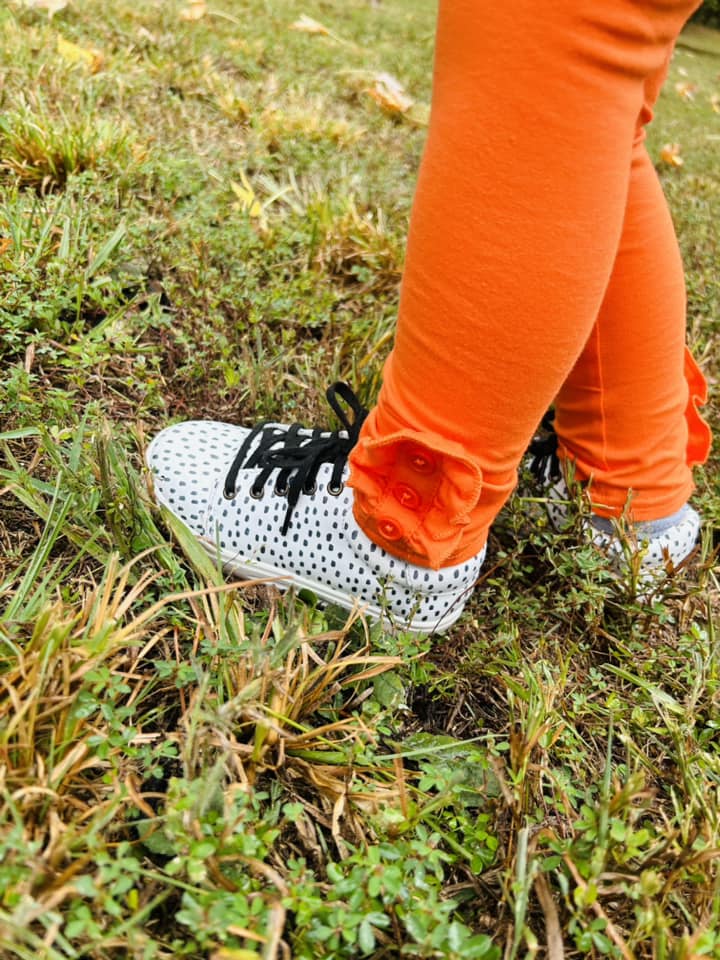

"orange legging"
[348,0,711,569]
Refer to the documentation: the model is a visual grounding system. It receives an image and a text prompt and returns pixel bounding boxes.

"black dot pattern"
[146,419,485,633]
[590,505,700,581]
[532,456,700,579]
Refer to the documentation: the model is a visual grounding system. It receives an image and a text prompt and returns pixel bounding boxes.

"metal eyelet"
[303,481,317,496]
[223,486,236,501]
[249,485,264,500]
[327,481,344,496]
[274,482,289,497]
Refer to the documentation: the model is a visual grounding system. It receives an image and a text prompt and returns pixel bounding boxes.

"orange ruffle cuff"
[684,346,712,468]
[557,346,711,521]
[347,428,487,569]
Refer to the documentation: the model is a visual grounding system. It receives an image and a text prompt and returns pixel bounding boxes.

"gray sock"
[590,503,694,537]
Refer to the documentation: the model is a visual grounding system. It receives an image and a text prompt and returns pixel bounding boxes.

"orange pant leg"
[554,64,711,520]
[555,138,711,521]
[348,0,708,569]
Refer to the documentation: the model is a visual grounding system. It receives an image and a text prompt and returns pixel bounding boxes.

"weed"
[0,95,136,193]
[1,1,719,956]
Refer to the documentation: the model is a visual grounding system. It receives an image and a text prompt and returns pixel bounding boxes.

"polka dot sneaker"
[527,414,701,581]
[146,383,485,633]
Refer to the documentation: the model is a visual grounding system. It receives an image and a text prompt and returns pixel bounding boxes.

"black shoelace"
[223,382,369,536]
[528,411,561,482]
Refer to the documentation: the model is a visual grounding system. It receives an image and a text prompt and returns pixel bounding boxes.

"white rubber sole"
[198,534,470,633]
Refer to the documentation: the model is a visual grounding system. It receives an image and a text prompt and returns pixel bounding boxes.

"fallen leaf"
[289,14,361,50]
[659,142,684,167]
[675,81,698,101]
[0,237,12,255]
[136,26,157,44]
[179,0,207,21]
[22,0,68,16]
[289,14,329,35]
[404,101,430,127]
[365,72,414,115]
[211,948,267,960]
[57,35,104,72]
[230,170,264,219]
[341,69,426,123]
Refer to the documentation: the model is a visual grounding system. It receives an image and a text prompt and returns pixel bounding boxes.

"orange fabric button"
[393,483,421,510]
[408,449,436,475]
[378,517,403,541]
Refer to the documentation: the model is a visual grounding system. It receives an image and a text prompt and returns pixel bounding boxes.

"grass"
[1,1,719,957]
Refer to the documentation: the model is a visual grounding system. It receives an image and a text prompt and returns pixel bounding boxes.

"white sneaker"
[527,414,701,579]
[146,383,485,633]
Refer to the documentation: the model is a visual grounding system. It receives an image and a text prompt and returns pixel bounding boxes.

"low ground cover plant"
[1,1,720,957]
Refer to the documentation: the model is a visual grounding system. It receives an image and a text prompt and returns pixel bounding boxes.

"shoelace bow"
[223,382,369,536]
[528,411,562,483]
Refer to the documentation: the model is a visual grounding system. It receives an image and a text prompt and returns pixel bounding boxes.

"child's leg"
[348,0,706,569]
[554,80,711,520]
[147,0,710,630]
